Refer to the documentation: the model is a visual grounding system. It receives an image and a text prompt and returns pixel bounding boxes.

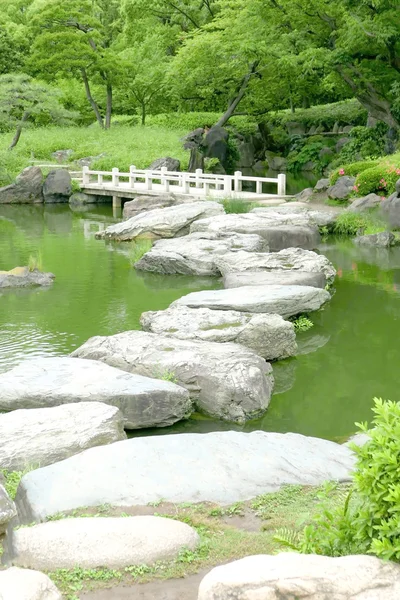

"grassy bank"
[0,125,190,185]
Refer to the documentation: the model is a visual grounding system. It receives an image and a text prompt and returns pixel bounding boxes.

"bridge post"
[234,171,242,193]
[223,176,231,195]
[195,169,202,189]
[112,168,119,187]
[82,166,90,185]
[182,173,189,194]
[112,195,121,208]
[256,180,262,195]
[160,167,167,189]
[129,165,136,188]
[277,173,286,196]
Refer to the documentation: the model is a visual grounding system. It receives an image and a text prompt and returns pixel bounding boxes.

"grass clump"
[1,467,34,499]
[333,211,386,236]
[290,315,314,332]
[221,198,259,214]
[27,251,43,272]
[129,240,153,266]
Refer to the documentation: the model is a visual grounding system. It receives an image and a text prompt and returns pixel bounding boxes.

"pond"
[1,203,400,443]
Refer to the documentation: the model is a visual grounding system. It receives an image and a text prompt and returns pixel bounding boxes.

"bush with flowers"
[354,163,400,197]
[330,161,379,185]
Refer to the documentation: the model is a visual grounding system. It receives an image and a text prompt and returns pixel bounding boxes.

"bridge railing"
[81,166,286,197]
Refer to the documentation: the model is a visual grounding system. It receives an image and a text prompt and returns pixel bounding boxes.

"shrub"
[333,212,386,236]
[276,398,400,562]
[355,165,400,197]
[221,198,258,213]
[330,161,379,185]
[339,123,388,164]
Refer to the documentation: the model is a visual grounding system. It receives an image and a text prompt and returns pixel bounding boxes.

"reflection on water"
[2,208,400,442]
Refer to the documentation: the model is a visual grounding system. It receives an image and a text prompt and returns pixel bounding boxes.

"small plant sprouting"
[27,251,43,272]
[290,315,314,332]
[129,239,152,266]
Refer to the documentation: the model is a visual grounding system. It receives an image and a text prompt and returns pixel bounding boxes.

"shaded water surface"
[1,204,400,441]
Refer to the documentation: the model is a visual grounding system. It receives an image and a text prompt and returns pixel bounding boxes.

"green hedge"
[355,164,400,196]
[330,161,379,185]
[147,113,258,136]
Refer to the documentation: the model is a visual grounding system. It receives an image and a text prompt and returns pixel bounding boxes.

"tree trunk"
[8,111,30,150]
[81,68,104,128]
[215,61,260,128]
[105,82,113,130]
[141,102,146,126]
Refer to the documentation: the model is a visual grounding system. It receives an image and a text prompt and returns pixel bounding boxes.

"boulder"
[336,137,350,153]
[348,193,382,212]
[202,126,229,168]
[76,153,106,167]
[267,156,288,171]
[0,485,16,535]
[0,167,43,204]
[345,432,371,448]
[214,248,336,283]
[286,121,306,135]
[343,125,354,133]
[134,232,267,276]
[96,201,225,241]
[68,192,96,206]
[148,157,181,171]
[51,149,74,163]
[302,160,316,171]
[314,178,330,192]
[354,231,397,248]
[319,147,334,160]
[251,205,339,228]
[0,567,62,600]
[4,516,199,570]
[223,270,326,289]
[14,431,355,522]
[0,267,55,289]
[327,176,356,200]
[0,402,127,471]
[294,187,313,201]
[140,306,297,361]
[71,331,273,424]
[236,142,255,168]
[0,357,191,430]
[122,194,190,219]
[42,170,72,203]
[171,285,330,318]
[197,554,400,600]
[380,185,400,227]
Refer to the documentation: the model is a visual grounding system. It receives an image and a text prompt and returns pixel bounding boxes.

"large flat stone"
[4,516,199,570]
[135,232,267,276]
[0,484,16,535]
[96,201,224,241]
[0,267,55,289]
[0,357,191,430]
[0,567,62,600]
[140,306,297,360]
[251,204,339,227]
[71,332,273,423]
[0,402,127,471]
[198,554,400,600]
[189,213,320,250]
[172,285,330,318]
[223,270,326,289]
[123,194,192,219]
[214,248,336,282]
[15,431,355,522]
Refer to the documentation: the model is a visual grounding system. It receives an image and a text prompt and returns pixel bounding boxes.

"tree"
[27,0,123,128]
[0,27,22,75]
[0,74,75,149]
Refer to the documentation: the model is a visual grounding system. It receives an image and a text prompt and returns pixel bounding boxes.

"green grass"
[27,251,43,272]
[129,240,153,266]
[1,467,35,499]
[0,124,190,184]
[221,198,260,213]
[333,211,386,236]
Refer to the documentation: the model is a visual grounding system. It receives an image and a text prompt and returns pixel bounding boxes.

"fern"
[273,528,302,551]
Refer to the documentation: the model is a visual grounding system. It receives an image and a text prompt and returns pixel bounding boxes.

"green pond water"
[1,203,400,443]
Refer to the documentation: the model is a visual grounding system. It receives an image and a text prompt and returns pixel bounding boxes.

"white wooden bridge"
[79,166,287,206]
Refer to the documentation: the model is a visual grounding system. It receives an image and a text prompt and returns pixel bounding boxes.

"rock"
[302,160,316,171]
[172,285,330,318]
[214,248,336,283]
[308,125,317,135]
[122,194,190,219]
[0,402,127,471]
[343,125,354,133]
[319,147,334,160]
[336,137,350,153]
[135,231,267,276]
[354,231,397,247]
[0,357,191,430]
[327,176,356,200]
[96,202,225,241]
[266,155,288,171]
[345,432,371,448]
[0,567,62,600]
[190,214,321,251]
[148,157,181,171]
[14,431,355,522]
[0,167,43,204]
[286,121,306,135]
[197,553,400,600]
[71,331,273,424]
[332,121,340,134]
[223,270,326,289]
[68,192,96,206]
[380,187,400,227]
[251,205,339,228]
[202,126,229,168]
[0,485,16,535]
[140,306,297,361]
[236,142,255,168]
[348,193,382,212]
[42,170,72,203]
[51,149,74,163]
[294,187,313,201]
[314,178,330,192]
[76,153,106,167]
[0,267,55,289]
[4,516,199,570]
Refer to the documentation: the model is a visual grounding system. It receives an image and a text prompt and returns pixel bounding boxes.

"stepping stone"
[223,270,326,289]
[71,331,273,424]
[4,516,199,570]
[0,267,54,289]
[135,231,267,276]
[0,357,191,430]
[172,285,330,318]
[96,201,224,241]
[140,306,297,361]
[0,484,16,535]
[0,402,126,472]
[0,567,62,600]
[251,204,339,227]
[189,213,320,250]
[14,431,355,523]
[198,554,400,600]
[214,247,336,282]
